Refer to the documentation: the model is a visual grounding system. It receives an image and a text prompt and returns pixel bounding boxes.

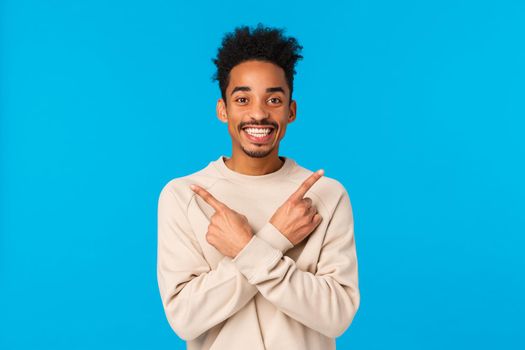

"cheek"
[275,119,289,136]
[276,125,287,140]
[227,121,242,139]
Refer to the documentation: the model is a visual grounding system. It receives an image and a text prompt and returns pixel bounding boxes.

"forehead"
[227,60,288,92]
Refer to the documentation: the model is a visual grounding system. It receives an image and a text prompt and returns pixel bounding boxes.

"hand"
[269,169,324,246]
[190,184,253,258]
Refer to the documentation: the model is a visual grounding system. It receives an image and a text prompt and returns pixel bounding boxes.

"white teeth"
[244,128,272,136]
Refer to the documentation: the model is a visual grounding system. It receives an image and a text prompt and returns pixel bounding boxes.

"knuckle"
[300,217,310,226]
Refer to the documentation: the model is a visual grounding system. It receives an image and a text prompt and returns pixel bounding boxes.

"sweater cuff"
[256,221,294,254]
[232,235,282,283]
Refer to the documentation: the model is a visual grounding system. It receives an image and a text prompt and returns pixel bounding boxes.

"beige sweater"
[157,155,360,350]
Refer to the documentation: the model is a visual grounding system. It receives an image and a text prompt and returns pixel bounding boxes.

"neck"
[225,147,284,176]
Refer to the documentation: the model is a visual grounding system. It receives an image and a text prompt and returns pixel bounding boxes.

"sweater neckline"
[213,154,295,184]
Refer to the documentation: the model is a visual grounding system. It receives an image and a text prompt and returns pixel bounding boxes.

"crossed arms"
[157,175,360,341]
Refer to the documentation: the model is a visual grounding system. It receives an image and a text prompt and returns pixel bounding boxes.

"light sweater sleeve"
[157,184,259,341]
[232,188,360,338]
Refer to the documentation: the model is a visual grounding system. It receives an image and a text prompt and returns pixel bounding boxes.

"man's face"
[216,60,297,159]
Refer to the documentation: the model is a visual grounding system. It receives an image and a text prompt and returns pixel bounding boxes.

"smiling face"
[216,60,297,159]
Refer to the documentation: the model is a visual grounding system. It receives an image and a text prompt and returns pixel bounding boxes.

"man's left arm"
[232,189,360,338]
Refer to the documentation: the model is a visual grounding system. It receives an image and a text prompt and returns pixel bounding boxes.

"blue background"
[1,0,524,349]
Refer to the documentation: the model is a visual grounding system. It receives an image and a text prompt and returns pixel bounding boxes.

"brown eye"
[236,97,248,104]
[269,97,282,104]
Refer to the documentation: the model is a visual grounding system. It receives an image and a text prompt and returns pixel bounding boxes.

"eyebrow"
[230,86,285,95]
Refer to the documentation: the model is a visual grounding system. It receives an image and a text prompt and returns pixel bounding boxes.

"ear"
[288,99,297,123]
[216,98,228,123]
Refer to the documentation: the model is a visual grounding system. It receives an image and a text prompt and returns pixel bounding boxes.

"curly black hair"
[211,23,303,105]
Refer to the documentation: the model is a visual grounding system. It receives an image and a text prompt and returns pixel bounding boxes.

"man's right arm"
[157,182,297,341]
[157,183,260,341]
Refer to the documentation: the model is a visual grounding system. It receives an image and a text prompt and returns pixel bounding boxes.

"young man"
[157,24,360,350]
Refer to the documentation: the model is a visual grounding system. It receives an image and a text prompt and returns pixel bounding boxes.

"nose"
[248,101,270,120]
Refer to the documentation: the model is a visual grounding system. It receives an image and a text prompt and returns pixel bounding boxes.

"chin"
[241,146,274,158]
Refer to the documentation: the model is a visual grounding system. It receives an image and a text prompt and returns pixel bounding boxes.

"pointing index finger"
[190,184,224,212]
[289,169,324,202]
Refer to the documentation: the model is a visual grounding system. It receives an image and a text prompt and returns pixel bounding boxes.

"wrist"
[234,234,254,258]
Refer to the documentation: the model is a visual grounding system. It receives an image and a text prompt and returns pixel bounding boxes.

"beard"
[241,144,273,158]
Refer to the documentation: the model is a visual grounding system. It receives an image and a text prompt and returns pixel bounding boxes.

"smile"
[242,127,275,144]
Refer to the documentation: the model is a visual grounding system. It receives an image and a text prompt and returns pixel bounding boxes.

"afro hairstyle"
[211,23,303,105]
